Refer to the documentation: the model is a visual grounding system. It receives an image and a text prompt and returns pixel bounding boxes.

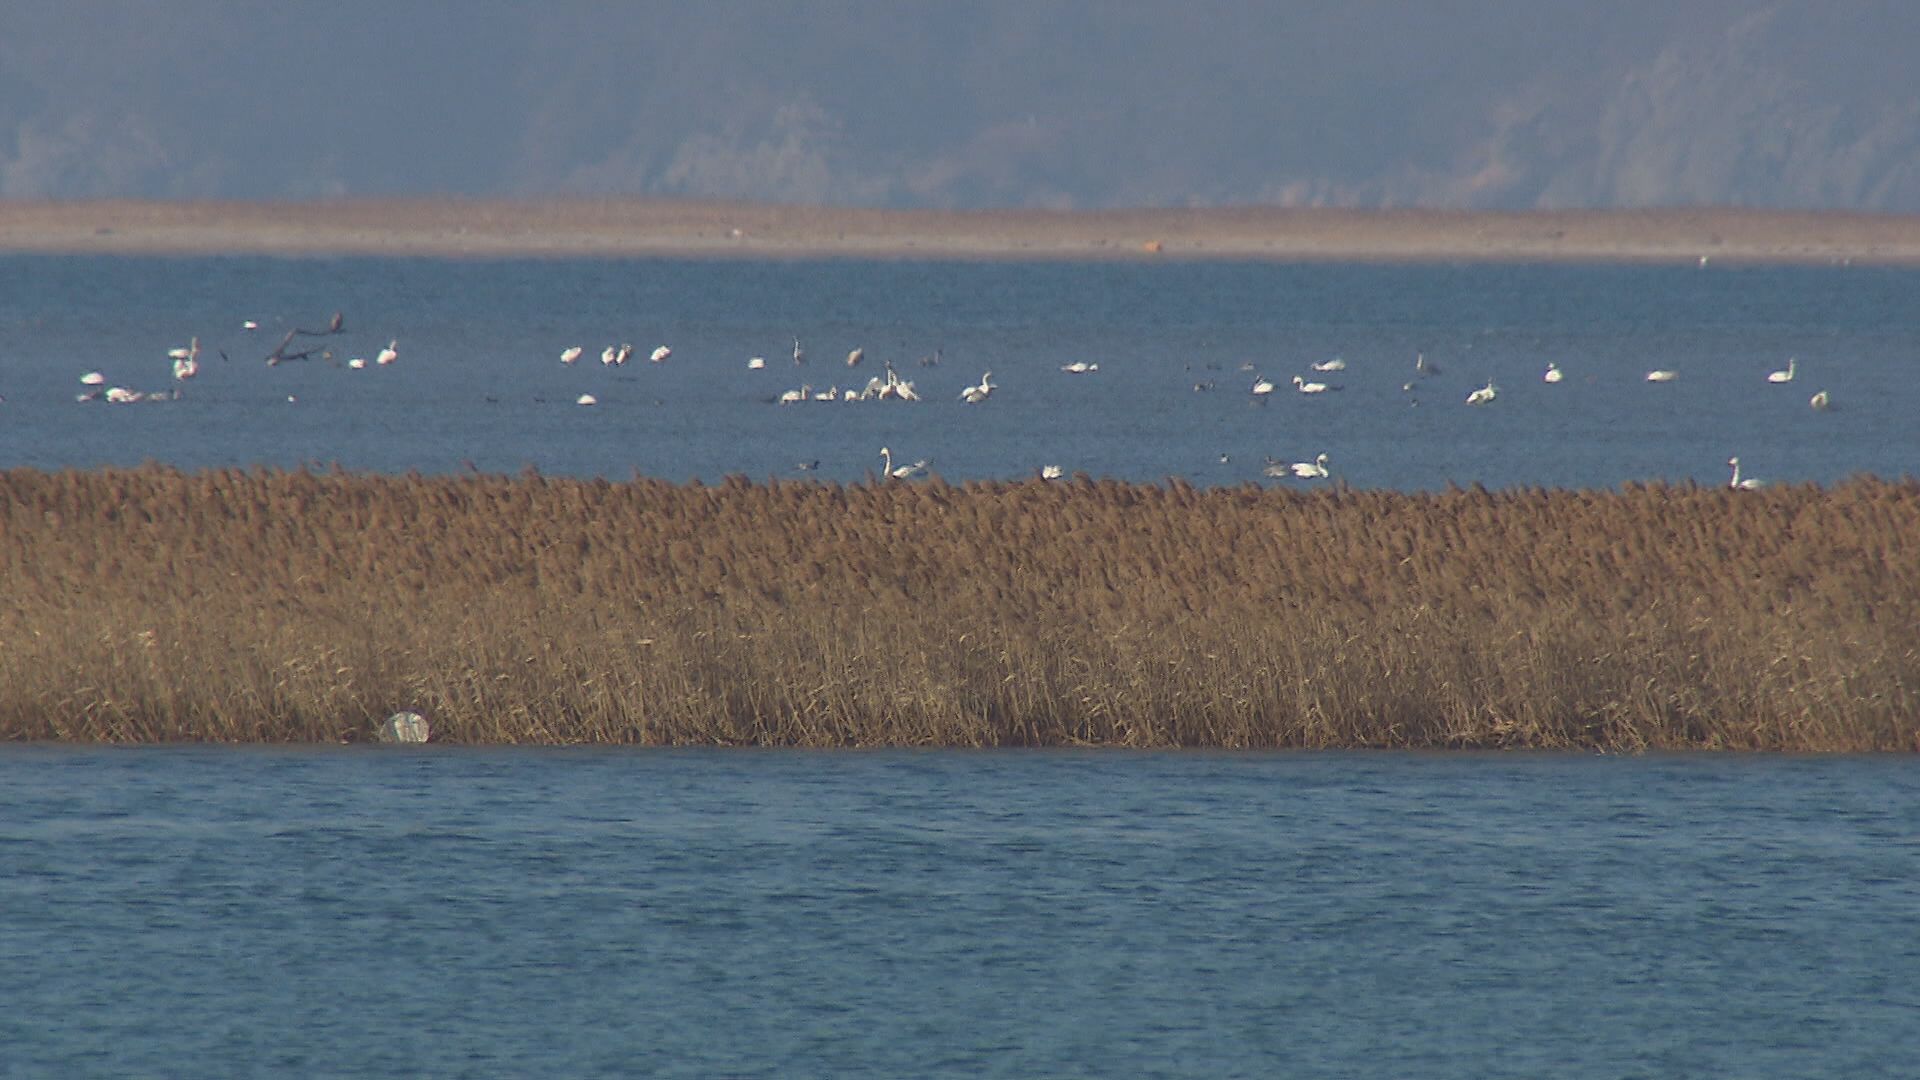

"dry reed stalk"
[1,465,1916,749]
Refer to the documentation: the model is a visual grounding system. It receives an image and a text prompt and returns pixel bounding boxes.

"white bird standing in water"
[1767,357,1796,383]
[960,371,994,403]
[1728,456,1765,490]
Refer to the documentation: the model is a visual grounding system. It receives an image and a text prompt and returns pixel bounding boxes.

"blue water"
[2,748,1916,1078]
[2,256,1916,488]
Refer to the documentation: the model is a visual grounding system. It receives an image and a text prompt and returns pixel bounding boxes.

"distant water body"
[1,256,1915,489]
[3,748,1917,1078]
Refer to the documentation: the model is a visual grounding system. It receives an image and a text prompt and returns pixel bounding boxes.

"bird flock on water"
[34,312,1839,491]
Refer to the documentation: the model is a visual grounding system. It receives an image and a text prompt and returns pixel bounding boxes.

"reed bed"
[2,465,1916,749]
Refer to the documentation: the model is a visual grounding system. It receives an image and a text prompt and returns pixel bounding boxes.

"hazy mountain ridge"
[2,2,1916,211]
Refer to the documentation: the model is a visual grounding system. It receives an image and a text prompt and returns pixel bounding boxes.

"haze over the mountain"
[4,2,1917,211]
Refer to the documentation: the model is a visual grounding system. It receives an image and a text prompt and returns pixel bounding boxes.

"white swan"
[1311,357,1346,372]
[1293,375,1329,394]
[601,346,618,366]
[1543,363,1563,383]
[1415,352,1439,376]
[576,393,597,406]
[747,356,766,370]
[1727,456,1765,490]
[80,371,105,386]
[1290,452,1330,479]
[1767,357,1796,383]
[1060,361,1099,374]
[614,344,633,366]
[1646,369,1678,382]
[1466,380,1498,405]
[1250,375,1275,398]
[1039,464,1064,480]
[560,346,583,364]
[376,339,398,366]
[880,446,928,479]
[960,371,994,403]
[650,345,671,363]
[792,337,806,365]
[1809,389,1832,411]
[846,347,865,367]
[779,384,811,405]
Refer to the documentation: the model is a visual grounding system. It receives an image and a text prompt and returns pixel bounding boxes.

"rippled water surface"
[2,256,1917,488]
[3,748,1917,1078]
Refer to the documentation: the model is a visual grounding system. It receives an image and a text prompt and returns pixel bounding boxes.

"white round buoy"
[379,711,430,743]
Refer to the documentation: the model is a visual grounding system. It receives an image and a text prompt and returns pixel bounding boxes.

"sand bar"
[3,199,1920,263]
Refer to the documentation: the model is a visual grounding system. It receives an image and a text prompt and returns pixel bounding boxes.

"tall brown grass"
[2,465,1915,749]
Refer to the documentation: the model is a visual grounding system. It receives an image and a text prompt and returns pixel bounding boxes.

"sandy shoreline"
[3,198,1920,263]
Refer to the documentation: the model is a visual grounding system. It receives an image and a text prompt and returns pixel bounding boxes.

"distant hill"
[2,2,1917,211]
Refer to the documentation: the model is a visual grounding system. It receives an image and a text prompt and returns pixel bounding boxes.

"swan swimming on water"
[1466,380,1498,405]
[1809,389,1832,411]
[560,346,583,364]
[879,446,928,479]
[1311,357,1347,372]
[1289,452,1331,479]
[1543,363,1563,383]
[960,371,994,403]
[1646,369,1678,382]
[1767,357,1796,383]
[1293,375,1330,394]
[1727,456,1765,490]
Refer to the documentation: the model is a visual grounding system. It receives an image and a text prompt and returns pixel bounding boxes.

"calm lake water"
[6,259,1918,1076]
[1,256,1916,489]
[3,748,1917,1078]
